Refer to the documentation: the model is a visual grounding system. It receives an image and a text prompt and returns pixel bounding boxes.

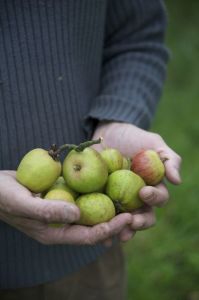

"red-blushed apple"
[131,149,165,185]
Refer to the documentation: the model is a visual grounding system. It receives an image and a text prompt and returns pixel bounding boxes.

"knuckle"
[86,223,111,245]
[176,154,182,164]
[98,223,111,238]
[143,214,156,229]
[36,203,57,223]
[151,133,164,143]
[134,216,145,229]
[42,210,54,223]
[157,190,169,207]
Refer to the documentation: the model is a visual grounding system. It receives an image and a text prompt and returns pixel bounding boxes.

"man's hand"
[92,122,182,242]
[0,171,133,245]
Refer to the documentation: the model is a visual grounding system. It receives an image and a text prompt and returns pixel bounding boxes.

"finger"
[131,207,156,231]
[119,226,136,242]
[18,196,80,224]
[42,213,133,245]
[0,175,80,224]
[6,213,133,246]
[139,183,169,207]
[157,147,182,184]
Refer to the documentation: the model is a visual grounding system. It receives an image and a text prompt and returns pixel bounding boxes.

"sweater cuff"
[83,95,154,138]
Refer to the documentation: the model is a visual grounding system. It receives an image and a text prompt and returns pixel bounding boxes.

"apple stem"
[48,137,103,160]
[48,143,76,160]
[75,137,102,152]
[113,200,123,214]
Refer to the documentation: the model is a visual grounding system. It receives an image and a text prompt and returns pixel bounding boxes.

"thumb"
[0,173,80,224]
[12,196,80,224]
[157,147,182,185]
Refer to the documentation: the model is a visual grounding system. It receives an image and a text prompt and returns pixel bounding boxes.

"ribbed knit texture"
[0,0,168,289]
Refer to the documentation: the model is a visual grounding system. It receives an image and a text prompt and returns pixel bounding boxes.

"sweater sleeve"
[84,0,169,135]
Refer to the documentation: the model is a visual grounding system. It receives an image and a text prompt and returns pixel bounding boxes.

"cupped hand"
[92,121,182,242]
[0,171,133,245]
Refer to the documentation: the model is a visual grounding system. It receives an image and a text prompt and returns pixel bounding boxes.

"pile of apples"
[16,138,165,226]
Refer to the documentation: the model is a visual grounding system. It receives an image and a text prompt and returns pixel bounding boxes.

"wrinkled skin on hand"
[0,171,133,245]
[92,122,182,244]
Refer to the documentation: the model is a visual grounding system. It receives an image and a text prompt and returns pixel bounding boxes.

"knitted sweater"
[0,0,169,289]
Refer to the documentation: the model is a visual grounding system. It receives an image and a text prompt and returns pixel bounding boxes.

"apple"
[63,148,108,193]
[100,148,123,173]
[76,193,115,225]
[131,149,165,185]
[122,157,131,170]
[44,176,79,199]
[44,189,75,204]
[106,169,145,212]
[16,148,61,193]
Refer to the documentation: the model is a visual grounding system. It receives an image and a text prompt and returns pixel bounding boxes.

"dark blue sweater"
[0,0,169,289]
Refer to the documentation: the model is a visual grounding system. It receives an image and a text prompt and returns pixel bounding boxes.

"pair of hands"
[0,122,181,246]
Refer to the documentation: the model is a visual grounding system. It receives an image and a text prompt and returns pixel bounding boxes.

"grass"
[125,1,199,299]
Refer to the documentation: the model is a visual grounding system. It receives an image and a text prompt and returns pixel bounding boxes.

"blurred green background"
[125,1,199,299]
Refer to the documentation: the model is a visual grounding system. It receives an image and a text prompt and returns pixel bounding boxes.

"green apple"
[106,169,145,212]
[122,157,131,170]
[44,189,75,204]
[45,176,79,199]
[76,193,115,225]
[16,148,61,193]
[63,148,108,193]
[131,149,165,185]
[100,148,123,173]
